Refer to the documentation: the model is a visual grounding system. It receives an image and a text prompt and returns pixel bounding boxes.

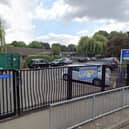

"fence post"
[101,65,106,91]
[12,70,17,115]
[15,70,21,115]
[126,64,129,86]
[92,95,95,119]
[67,67,72,100]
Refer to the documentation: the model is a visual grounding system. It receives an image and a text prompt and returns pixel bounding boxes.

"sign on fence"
[78,66,98,81]
[0,74,12,79]
[120,49,129,63]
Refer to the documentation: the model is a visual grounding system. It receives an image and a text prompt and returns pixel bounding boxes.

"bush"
[24,54,59,68]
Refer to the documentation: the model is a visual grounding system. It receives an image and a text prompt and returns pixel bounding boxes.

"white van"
[63,62,112,86]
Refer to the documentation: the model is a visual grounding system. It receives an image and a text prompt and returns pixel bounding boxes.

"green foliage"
[94,30,109,39]
[0,18,6,53]
[60,45,68,51]
[42,42,50,49]
[28,41,50,49]
[106,34,129,57]
[67,44,76,51]
[77,36,89,56]
[51,43,61,55]
[77,34,107,56]
[51,43,76,52]
[28,41,42,48]
[108,31,128,40]
[24,54,59,68]
[93,33,108,55]
[10,41,27,48]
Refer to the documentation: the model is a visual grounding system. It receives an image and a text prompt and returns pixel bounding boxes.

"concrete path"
[75,107,129,129]
[0,109,49,129]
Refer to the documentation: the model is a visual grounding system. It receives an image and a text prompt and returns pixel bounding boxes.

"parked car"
[78,57,90,62]
[90,57,97,61]
[51,57,72,66]
[50,59,65,66]
[61,57,73,64]
[63,62,112,86]
[28,59,49,68]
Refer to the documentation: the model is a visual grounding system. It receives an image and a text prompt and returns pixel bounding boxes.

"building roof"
[7,47,52,56]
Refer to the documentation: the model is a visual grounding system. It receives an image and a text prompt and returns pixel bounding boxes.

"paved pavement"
[75,107,129,129]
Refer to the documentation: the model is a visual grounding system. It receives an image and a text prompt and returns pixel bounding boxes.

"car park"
[50,59,65,66]
[78,57,90,62]
[51,57,72,66]
[100,57,119,71]
[62,57,73,64]
[28,59,49,68]
[63,62,112,86]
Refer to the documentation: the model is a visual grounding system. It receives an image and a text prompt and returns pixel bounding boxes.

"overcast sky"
[0,0,129,45]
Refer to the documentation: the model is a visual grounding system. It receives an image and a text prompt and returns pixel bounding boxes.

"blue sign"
[78,66,98,81]
[0,74,12,79]
[121,49,129,60]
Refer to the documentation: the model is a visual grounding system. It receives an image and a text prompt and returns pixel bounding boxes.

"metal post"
[12,70,17,115]
[15,70,21,115]
[101,65,106,91]
[49,106,52,129]
[126,64,129,85]
[67,67,72,100]
[121,88,125,108]
[92,95,95,119]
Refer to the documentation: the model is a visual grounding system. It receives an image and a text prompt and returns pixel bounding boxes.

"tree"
[77,36,90,56]
[60,45,67,51]
[42,42,50,49]
[93,34,108,55]
[28,41,42,48]
[10,41,27,48]
[52,44,61,55]
[94,30,109,39]
[108,31,127,40]
[0,18,6,53]
[77,36,106,56]
[106,34,129,57]
[67,44,76,51]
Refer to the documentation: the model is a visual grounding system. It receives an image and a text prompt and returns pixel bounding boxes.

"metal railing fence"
[0,64,129,120]
[18,65,102,113]
[49,86,129,129]
[0,70,16,120]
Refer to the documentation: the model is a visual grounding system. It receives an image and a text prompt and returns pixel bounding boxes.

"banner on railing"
[0,74,12,79]
[78,66,98,81]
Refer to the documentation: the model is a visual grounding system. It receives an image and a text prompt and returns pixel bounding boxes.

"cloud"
[34,0,71,20]
[0,0,129,44]
[34,0,129,22]
[36,33,80,45]
[0,0,9,5]
[93,21,129,34]
[64,0,129,22]
[77,30,89,36]
[0,0,36,43]
[35,20,129,46]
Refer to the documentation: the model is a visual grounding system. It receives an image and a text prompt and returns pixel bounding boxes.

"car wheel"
[93,79,102,86]
[63,74,68,80]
